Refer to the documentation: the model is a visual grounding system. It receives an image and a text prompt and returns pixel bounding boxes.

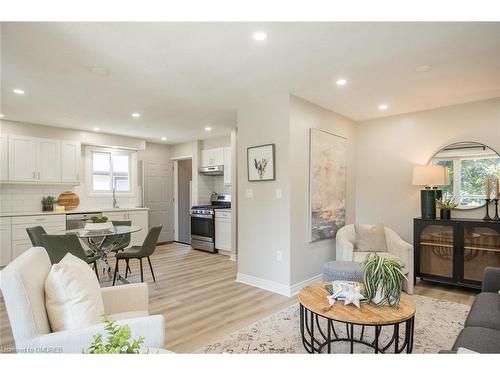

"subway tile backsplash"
[0,183,142,213]
[197,174,231,205]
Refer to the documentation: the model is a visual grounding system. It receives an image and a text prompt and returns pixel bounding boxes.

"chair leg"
[93,261,99,280]
[113,259,119,286]
[125,259,129,278]
[139,258,144,282]
[147,256,156,283]
[126,261,131,275]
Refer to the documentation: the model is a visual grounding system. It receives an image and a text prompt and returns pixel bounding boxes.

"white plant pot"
[85,222,113,231]
[371,282,399,306]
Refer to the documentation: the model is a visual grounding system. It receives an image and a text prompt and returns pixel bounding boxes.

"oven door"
[191,213,214,242]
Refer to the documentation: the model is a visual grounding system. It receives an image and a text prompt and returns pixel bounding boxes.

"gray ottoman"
[322,261,364,282]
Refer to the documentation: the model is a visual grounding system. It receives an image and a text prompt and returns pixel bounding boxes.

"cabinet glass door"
[419,224,454,278]
[462,225,500,282]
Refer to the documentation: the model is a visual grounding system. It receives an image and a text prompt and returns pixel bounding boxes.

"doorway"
[176,158,192,244]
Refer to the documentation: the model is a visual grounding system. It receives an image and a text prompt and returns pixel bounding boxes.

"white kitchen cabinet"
[223,147,231,185]
[0,217,12,267]
[0,135,8,181]
[8,135,37,181]
[103,210,149,247]
[215,210,231,252]
[201,147,224,167]
[37,138,61,182]
[61,141,81,183]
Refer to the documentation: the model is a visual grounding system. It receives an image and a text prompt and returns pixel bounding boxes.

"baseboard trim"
[289,273,323,296]
[236,272,323,297]
[236,273,290,297]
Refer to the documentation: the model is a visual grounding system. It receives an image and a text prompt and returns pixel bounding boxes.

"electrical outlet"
[276,251,283,262]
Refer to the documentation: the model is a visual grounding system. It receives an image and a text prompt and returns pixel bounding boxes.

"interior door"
[177,159,192,244]
[144,160,173,243]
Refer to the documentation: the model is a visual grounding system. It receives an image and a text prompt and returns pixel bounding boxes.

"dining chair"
[113,225,162,286]
[101,220,132,274]
[41,233,101,278]
[26,226,47,247]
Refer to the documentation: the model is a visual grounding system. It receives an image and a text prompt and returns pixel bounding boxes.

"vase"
[440,209,451,220]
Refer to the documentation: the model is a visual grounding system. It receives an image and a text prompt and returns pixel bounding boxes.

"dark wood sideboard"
[414,217,500,289]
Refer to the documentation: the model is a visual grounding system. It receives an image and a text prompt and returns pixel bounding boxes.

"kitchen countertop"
[0,207,149,218]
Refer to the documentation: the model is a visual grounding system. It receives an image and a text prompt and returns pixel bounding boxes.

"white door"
[144,160,174,243]
[37,138,61,182]
[61,141,81,183]
[8,135,37,181]
[0,135,8,181]
[223,147,231,185]
[128,211,149,246]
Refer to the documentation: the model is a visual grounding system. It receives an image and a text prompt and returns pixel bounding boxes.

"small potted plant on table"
[85,216,112,231]
[41,196,55,211]
[436,194,458,220]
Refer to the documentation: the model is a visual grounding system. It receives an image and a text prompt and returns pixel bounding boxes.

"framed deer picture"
[247,143,276,182]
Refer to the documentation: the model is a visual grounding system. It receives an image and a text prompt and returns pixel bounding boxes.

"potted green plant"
[363,253,406,307]
[436,194,458,220]
[85,215,112,231]
[41,196,55,211]
[85,316,144,354]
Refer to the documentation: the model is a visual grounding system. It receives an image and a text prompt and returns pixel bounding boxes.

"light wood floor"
[0,243,477,353]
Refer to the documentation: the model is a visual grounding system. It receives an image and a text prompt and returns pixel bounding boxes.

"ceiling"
[1,22,499,144]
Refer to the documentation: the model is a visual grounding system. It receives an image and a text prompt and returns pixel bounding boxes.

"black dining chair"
[113,225,162,286]
[41,233,101,279]
[26,226,47,247]
[101,220,132,274]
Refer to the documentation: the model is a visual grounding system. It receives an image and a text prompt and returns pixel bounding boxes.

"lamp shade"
[412,165,448,187]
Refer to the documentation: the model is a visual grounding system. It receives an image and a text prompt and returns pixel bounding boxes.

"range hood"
[199,165,224,176]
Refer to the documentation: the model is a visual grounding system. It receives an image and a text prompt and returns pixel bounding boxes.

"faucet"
[112,186,118,208]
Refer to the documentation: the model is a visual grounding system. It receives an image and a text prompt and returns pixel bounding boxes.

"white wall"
[355,97,500,242]
[237,93,292,288]
[289,96,356,285]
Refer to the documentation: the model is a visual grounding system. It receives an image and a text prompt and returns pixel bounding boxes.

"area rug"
[199,295,470,354]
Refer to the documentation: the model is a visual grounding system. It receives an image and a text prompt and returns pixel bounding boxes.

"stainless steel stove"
[190,194,231,253]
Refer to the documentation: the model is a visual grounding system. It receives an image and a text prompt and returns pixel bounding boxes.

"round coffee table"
[298,283,416,354]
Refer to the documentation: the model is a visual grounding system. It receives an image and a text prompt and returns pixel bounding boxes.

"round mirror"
[430,141,500,209]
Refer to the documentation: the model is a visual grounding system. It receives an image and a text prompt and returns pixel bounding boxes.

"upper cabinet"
[0,135,9,181]
[4,134,81,184]
[223,147,231,185]
[61,141,81,183]
[201,147,224,167]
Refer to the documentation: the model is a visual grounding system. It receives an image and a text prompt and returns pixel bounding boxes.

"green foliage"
[436,194,458,210]
[85,316,144,354]
[363,253,406,307]
[91,216,109,223]
[41,196,56,205]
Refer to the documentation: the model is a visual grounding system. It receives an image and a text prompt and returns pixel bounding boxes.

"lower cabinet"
[0,217,12,267]
[215,210,231,252]
[102,210,149,247]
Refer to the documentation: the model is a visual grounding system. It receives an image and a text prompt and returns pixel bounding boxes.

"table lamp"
[412,165,448,219]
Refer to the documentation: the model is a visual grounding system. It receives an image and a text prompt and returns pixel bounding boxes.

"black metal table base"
[300,304,414,354]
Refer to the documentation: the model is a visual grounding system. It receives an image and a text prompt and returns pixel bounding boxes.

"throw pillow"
[354,223,388,252]
[45,253,105,332]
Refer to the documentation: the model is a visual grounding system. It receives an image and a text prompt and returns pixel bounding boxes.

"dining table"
[63,225,141,284]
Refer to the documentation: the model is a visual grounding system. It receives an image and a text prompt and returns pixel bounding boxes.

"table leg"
[375,325,380,353]
[350,324,354,354]
[394,323,399,353]
[327,318,331,354]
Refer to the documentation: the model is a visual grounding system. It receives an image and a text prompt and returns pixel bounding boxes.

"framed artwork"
[247,143,276,182]
[309,128,347,242]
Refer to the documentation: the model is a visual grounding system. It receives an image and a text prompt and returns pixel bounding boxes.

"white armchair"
[0,247,165,353]
[336,224,414,294]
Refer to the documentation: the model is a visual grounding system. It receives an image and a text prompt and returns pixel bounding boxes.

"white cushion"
[354,223,387,252]
[110,310,149,321]
[44,253,105,332]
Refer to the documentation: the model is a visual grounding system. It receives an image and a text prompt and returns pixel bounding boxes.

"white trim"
[173,160,179,242]
[289,273,323,296]
[236,273,290,297]
[236,272,323,297]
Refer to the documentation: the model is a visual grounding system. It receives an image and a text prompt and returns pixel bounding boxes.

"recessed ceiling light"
[131,113,141,118]
[253,31,267,41]
[336,78,347,86]
[89,66,110,75]
[161,137,167,141]
[204,126,212,131]
[0,114,4,118]
[13,88,25,95]
[93,127,101,132]
[416,65,432,72]
[378,104,388,111]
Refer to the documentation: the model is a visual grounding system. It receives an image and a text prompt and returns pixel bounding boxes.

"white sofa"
[0,247,165,353]
[336,224,414,294]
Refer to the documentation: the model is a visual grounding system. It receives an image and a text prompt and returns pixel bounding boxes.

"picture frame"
[247,143,276,182]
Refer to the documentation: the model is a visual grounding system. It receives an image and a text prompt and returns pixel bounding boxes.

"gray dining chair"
[26,226,47,247]
[113,225,162,285]
[41,233,101,279]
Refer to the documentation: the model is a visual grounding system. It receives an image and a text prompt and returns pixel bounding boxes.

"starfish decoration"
[341,285,365,308]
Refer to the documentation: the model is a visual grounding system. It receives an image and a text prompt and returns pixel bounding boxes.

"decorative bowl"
[85,222,113,231]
